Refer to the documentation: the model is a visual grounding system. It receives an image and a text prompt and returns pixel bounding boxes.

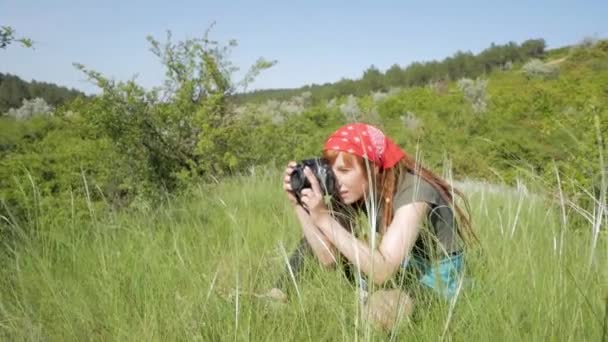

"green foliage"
[1,36,606,240]
[0,114,128,242]
[72,28,276,195]
[0,26,33,50]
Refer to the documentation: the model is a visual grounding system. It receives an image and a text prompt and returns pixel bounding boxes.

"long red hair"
[322,149,476,245]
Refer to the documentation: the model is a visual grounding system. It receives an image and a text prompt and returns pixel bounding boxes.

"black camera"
[290,158,339,206]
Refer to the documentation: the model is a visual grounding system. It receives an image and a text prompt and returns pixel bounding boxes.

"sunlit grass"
[0,167,606,340]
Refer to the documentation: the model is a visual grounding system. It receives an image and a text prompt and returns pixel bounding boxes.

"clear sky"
[1,0,606,94]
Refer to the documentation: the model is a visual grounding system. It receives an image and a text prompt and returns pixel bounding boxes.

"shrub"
[339,95,361,122]
[457,78,488,113]
[6,98,53,120]
[522,59,559,80]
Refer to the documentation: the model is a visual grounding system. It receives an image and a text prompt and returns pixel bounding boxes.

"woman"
[272,123,475,329]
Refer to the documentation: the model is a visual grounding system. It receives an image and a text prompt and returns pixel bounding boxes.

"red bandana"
[323,123,405,169]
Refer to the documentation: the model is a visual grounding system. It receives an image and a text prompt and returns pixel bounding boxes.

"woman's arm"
[282,161,337,267]
[315,203,428,284]
[294,206,338,267]
[299,166,427,283]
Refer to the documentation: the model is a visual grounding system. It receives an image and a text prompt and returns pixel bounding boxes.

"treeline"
[238,38,547,103]
[0,73,85,114]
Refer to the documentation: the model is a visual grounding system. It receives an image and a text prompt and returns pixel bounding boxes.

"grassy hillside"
[0,35,606,339]
[0,169,605,340]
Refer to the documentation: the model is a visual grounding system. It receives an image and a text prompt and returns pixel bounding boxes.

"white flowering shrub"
[252,92,313,124]
[371,91,388,103]
[6,97,53,120]
[522,59,559,79]
[428,80,448,95]
[387,87,402,96]
[327,98,338,108]
[291,91,312,107]
[400,111,422,131]
[362,106,381,125]
[457,78,488,113]
[577,36,598,49]
[279,101,302,115]
[339,95,361,122]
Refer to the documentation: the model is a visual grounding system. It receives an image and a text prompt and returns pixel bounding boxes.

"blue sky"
[1,0,606,94]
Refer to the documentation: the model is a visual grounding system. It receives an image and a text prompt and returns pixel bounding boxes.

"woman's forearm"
[316,214,393,283]
[294,206,337,267]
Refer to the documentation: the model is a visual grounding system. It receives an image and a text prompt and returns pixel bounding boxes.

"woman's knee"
[361,289,414,331]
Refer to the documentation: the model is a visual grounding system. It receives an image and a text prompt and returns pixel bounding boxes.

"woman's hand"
[283,161,300,208]
[300,167,330,224]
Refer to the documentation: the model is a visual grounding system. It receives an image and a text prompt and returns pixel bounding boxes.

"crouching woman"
[276,123,476,330]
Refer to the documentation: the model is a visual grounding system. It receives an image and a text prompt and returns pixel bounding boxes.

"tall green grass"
[0,168,606,340]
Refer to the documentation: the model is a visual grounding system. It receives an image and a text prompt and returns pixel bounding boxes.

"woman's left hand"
[300,167,330,224]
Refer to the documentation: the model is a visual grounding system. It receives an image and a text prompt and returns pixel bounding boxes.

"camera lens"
[290,167,308,193]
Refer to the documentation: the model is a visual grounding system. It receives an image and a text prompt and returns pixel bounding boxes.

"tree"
[0,26,33,49]
[385,64,405,87]
[0,74,28,113]
[74,26,276,193]
[361,65,385,93]
[0,73,84,114]
[521,39,546,58]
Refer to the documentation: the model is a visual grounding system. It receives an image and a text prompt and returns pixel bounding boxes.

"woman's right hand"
[283,161,299,207]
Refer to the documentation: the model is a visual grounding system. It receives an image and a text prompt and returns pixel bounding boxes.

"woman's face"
[331,152,371,204]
